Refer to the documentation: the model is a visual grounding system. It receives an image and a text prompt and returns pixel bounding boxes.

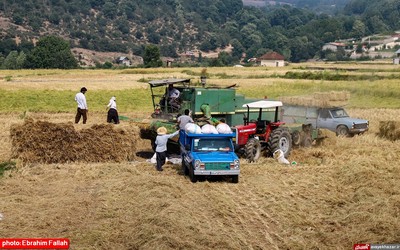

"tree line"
[0,0,399,67]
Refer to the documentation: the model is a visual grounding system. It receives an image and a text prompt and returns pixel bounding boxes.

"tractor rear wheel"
[267,128,292,158]
[244,138,261,162]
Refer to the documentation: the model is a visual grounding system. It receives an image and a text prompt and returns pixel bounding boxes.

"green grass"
[2,67,400,112]
[238,79,400,109]
[0,161,16,177]
[2,79,400,111]
[0,89,154,113]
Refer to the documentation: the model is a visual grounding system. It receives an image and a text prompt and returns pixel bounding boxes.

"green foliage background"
[0,0,400,64]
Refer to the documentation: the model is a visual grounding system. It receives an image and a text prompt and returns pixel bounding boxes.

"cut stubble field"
[0,63,400,249]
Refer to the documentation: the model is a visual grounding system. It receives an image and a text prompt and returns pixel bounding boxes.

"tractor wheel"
[291,130,301,147]
[189,165,197,183]
[336,125,349,137]
[244,138,261,162]
[267,128,292,158]
[301,135,313,148]
[181,156,189,176]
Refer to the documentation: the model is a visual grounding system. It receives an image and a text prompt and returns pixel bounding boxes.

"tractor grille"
[354,123,368,129]
[205,162,231,170]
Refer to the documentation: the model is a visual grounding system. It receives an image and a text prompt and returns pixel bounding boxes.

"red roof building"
[257,52,285,67]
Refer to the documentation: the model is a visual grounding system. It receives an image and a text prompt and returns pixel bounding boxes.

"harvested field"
[280,91,350,107]
[379,121,400,141]
[0,109,399,249]
[1,65,400,249]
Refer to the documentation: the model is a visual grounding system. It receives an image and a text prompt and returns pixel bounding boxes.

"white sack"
[150,152,169,164]
[185,123,202,134]
[273,149,290,165]
[216,123,233,134]
[201,124,218,134]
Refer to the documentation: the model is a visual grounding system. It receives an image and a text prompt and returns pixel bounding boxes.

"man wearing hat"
[155,126,179,171]
[75,87,88,124]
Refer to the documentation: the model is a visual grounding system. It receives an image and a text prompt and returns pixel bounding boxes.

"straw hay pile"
[378,121,400,141]
[9,118,139,163]
[280,91,350,107]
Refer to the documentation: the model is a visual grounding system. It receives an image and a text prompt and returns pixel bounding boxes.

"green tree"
[3,51,18,69]
[351,19,366,39]
[3,50,25,69]
[27,36,78,69]
[230,38,244,61]
[16,51,26,69]
[218,51,234,66]
[143,45,162,68]
[0,53,5,68]
[103,1,117,18]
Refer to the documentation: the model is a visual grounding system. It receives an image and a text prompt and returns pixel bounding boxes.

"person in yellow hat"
[155,127,179,171]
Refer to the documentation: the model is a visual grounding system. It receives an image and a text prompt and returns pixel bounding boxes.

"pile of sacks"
[185,122,232,134]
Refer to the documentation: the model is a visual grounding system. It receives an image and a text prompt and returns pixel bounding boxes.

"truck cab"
[179,130,240,183]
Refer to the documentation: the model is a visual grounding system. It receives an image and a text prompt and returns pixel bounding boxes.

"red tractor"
[234,100,292,162]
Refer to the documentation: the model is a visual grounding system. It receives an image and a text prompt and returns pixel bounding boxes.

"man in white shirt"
[167,84,180,109]
[106,96,119,124]
[177,109,194,130]
[75,87,88,124]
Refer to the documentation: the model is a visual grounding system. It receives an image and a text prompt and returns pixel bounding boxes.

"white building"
[257,52,285,67]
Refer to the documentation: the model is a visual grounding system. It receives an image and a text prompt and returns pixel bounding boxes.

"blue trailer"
[179,130,240,183]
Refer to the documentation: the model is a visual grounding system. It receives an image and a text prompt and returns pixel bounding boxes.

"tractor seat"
[256,120,270,134]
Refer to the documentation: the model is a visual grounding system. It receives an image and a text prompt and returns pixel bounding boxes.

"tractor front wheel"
[244,138,261,162]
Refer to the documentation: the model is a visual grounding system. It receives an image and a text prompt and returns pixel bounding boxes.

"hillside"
[0,0,400,64]
[243,0,350,13]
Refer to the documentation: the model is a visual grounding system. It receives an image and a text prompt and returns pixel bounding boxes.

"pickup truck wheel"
[189,166,197,183]
[268,128,292,158]
[181,157,189,176]
[336,125,349,137]
[245,138,261,162]
[232,175,239,183]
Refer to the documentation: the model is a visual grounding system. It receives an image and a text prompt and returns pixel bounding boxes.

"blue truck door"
[317,108,334,131]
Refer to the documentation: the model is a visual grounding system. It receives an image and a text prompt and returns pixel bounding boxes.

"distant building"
[257,52,285,67]
[322,42,346,52]
[162,57,175,67]
[395,49,400,57]
[116,56,131,66]
[394,49,400,64]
